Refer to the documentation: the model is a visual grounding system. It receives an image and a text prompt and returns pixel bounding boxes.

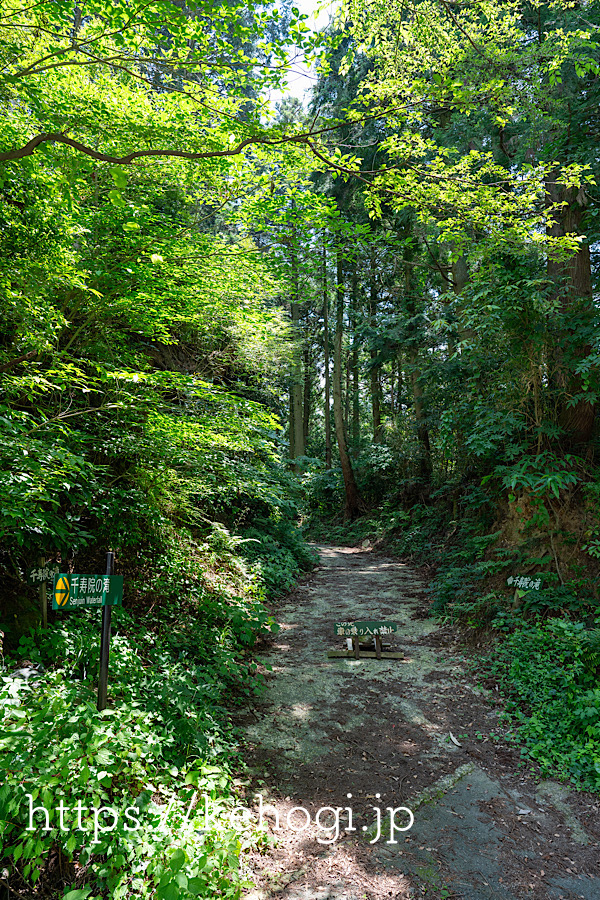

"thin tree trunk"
[323,238,332,469]
[350,263,360,452]
[396,353,403,413]
[370,249,382,442]
[546,170,595,444]
[303,312,311,445]
[451,253,470,348]
[288,389,295,460]
[333,247,365,519]
[404,245,432,483]
[290,233,305,464]
[390,359,395,416]
[344,347,351,434]
[408,348,432,481]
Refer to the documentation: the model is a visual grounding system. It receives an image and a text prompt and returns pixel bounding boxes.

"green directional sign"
[334,621,398,637]
[52,574,124,611]
[507,575,541,590]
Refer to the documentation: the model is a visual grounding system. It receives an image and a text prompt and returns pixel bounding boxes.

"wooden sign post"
[27,561,60,630]
[329,621,403,660]
[40,557,46,630]
[97,552,114,712]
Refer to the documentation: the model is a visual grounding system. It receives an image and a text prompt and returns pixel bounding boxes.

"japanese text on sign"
[27,565,60,585]
[507,576,541,591]
[52,574,124,611]
[334,621,398,637]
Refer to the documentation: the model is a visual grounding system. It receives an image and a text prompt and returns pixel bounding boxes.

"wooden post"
[39,556,47,629]
[375,635,382,659]
[352,635,360,659]
[97,551,115,712]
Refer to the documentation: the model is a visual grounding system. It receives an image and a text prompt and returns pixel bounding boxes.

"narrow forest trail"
[242,546,600,900]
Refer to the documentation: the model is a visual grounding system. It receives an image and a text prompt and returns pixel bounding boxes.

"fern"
[581,629,600,674]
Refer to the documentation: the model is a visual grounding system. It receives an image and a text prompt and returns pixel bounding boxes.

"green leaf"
[63,889,92,900]
[169,848,186,873]
[156,882,180,900]
[108,190,126,208]
[111,168,128,190]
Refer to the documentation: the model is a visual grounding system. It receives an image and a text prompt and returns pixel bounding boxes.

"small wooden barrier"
[328,621,404,660]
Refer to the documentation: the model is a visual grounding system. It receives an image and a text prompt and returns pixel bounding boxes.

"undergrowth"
[483,619,600,792]
[0,523,311,900]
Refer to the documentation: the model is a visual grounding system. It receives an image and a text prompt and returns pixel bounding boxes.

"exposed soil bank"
[242,545,600,900]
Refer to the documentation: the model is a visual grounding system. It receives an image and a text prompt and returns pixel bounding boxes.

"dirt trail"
[242,546,600,900]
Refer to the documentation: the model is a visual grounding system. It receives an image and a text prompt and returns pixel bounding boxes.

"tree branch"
[0,191,25,210]
[436,0,486,58]
[0,100,425,165]
[0,351,38,373]
[24,403,123,435]
[0,131,311,164]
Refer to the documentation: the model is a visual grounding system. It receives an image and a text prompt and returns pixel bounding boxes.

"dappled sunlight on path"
[243,546,600,900]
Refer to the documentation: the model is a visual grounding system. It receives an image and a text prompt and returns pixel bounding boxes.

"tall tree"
[546,172,596,445]
[403,235,433,483]
[333,247,365,519]
[323,237,333,469]
[369,248,383,443]
[350,261,361,451]
[303,313,312,445]
[289,225,305,463]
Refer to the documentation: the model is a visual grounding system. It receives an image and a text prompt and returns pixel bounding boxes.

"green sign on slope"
[52,574,124,611]
[27,563,60,585]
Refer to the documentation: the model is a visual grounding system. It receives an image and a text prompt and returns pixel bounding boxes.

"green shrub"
[486,619,600,791]
[240,516,318,598]
[0,543,281,899]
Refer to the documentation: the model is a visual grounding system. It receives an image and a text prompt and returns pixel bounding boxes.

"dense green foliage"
[0,2,320,897]
[487,619,600,791]
[1,537,283,899]
[4,0,600,895]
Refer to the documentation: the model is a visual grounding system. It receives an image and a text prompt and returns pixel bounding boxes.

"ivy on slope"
[482,620,600,792]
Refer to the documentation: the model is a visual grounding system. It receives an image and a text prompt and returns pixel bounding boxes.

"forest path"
[243,546,599,900]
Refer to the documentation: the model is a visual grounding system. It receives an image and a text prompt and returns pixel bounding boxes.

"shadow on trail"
[243,546,600,900]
